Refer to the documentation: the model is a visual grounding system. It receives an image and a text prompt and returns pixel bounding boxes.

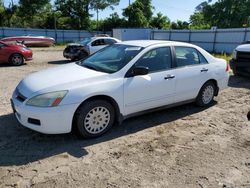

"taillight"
[226,63,230,72]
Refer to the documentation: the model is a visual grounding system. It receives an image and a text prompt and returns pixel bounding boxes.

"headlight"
[232,50,237,60]
[26,91,68,107]
[21,48,30,52]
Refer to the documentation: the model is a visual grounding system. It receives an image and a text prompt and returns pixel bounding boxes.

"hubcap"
[84,107,110,134]
[202,85,214,104]
[12,55,23,65]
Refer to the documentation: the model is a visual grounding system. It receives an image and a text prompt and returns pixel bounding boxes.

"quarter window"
[198,52,208,64]
[175,47,200,67]
[135,47,172,73]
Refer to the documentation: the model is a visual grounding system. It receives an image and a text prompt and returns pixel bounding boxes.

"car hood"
[236,44,250,52]
[17,63,108,98]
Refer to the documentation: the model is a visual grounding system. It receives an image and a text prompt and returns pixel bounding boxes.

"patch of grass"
[213,53,232,63]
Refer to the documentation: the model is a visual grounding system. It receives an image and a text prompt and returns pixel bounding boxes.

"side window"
[91,39,105,46]
[135,47,172,73]
[198,52,208,64]
[175,47,200,67]
[104,39,116,45]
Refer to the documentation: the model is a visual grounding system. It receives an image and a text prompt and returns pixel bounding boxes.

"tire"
[10,53,24,66]
[74,100,115,138]
[196,81,216,107]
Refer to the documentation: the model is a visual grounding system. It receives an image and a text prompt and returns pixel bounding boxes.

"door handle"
[201,68,208,72]
[164,75,175,80]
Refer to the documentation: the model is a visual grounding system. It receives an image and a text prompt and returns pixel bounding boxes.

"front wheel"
[74,100,115,138]
[196,81,216,107]
[10,54,24,66]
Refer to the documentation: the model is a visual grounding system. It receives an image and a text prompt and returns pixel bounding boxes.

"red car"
[0,41,33,66]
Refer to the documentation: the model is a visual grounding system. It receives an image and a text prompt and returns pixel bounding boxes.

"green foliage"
[123,0,149,27]
[192,0,250,28]
[1,0,248,31]
[98,12,127,31]
[171,21,189,30]
[189,12,210,29]
[150,12,170,29]
[89,0,120,10]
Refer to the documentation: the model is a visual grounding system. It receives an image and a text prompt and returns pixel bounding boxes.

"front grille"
[237,51,250,62]
[16,90,27,102]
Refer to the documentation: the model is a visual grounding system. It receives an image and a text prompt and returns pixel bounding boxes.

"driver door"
[90,39,108,54]
[123,47,177,115]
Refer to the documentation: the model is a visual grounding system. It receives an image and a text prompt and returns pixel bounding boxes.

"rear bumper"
[230,59,250,76]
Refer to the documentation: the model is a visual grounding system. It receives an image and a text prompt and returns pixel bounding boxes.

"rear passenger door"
[173,46,212,102]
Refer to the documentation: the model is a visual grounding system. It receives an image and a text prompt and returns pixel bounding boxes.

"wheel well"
[205,79,219,96]
[8,53,24,62]
[72,95,122,131]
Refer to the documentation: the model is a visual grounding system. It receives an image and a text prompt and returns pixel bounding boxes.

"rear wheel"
[74,100,115,138]
[196,81,216,107]
[10,54,24,66]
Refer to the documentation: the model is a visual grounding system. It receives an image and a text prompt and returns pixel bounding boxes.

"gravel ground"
[0,47,249,188]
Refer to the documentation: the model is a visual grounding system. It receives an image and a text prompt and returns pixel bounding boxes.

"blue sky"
[4,0,217,22]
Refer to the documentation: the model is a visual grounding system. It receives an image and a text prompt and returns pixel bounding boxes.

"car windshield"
[78,44,143,74]
[80,37,92,45]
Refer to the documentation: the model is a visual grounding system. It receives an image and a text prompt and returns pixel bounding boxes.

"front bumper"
[23,50,33,61]
[230,59,250,76]
[11,95,79,134]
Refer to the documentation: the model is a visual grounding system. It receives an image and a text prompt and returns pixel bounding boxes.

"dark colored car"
[0,41,33,66]
[230,44,250,77]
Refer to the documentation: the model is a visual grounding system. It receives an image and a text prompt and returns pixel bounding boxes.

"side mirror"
[131,66,149,76]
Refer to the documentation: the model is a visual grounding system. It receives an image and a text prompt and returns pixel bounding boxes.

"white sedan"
[11,40,229,138]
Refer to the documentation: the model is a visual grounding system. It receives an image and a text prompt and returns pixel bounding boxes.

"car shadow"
[228,75,250,89]
[0,63,27,67]
[48,60,71,65]
[0,103,213,166]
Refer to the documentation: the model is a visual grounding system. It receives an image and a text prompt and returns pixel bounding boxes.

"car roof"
[117,40,196,48]
[91,36,116,40]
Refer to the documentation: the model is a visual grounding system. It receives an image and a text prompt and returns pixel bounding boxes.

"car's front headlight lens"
[26,91,68,107]
[232,50,237,60]
[21,47,30,52]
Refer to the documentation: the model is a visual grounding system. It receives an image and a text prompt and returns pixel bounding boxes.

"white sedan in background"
[11,40,229,138]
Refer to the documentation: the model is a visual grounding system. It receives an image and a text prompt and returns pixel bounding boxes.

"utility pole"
[96,8,99,33]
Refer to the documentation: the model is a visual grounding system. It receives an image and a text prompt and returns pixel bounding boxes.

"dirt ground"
[0,47,249,188]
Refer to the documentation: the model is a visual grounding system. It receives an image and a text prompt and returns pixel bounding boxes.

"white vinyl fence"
[152,28,250,54]
[0,27,112,43]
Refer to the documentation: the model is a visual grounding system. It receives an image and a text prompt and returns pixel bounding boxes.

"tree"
[0,0,5,26]
[194,0,250,28]
[54,0,90,29]
[18,0,50,27]
[55,0,120,30]
[150,12,170,29]
[99,12,127,31]
[123,0,149,27]
[88,0,120,30]
[137,0,153,20]
[171,20,189,30]
[189,12,210,29]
